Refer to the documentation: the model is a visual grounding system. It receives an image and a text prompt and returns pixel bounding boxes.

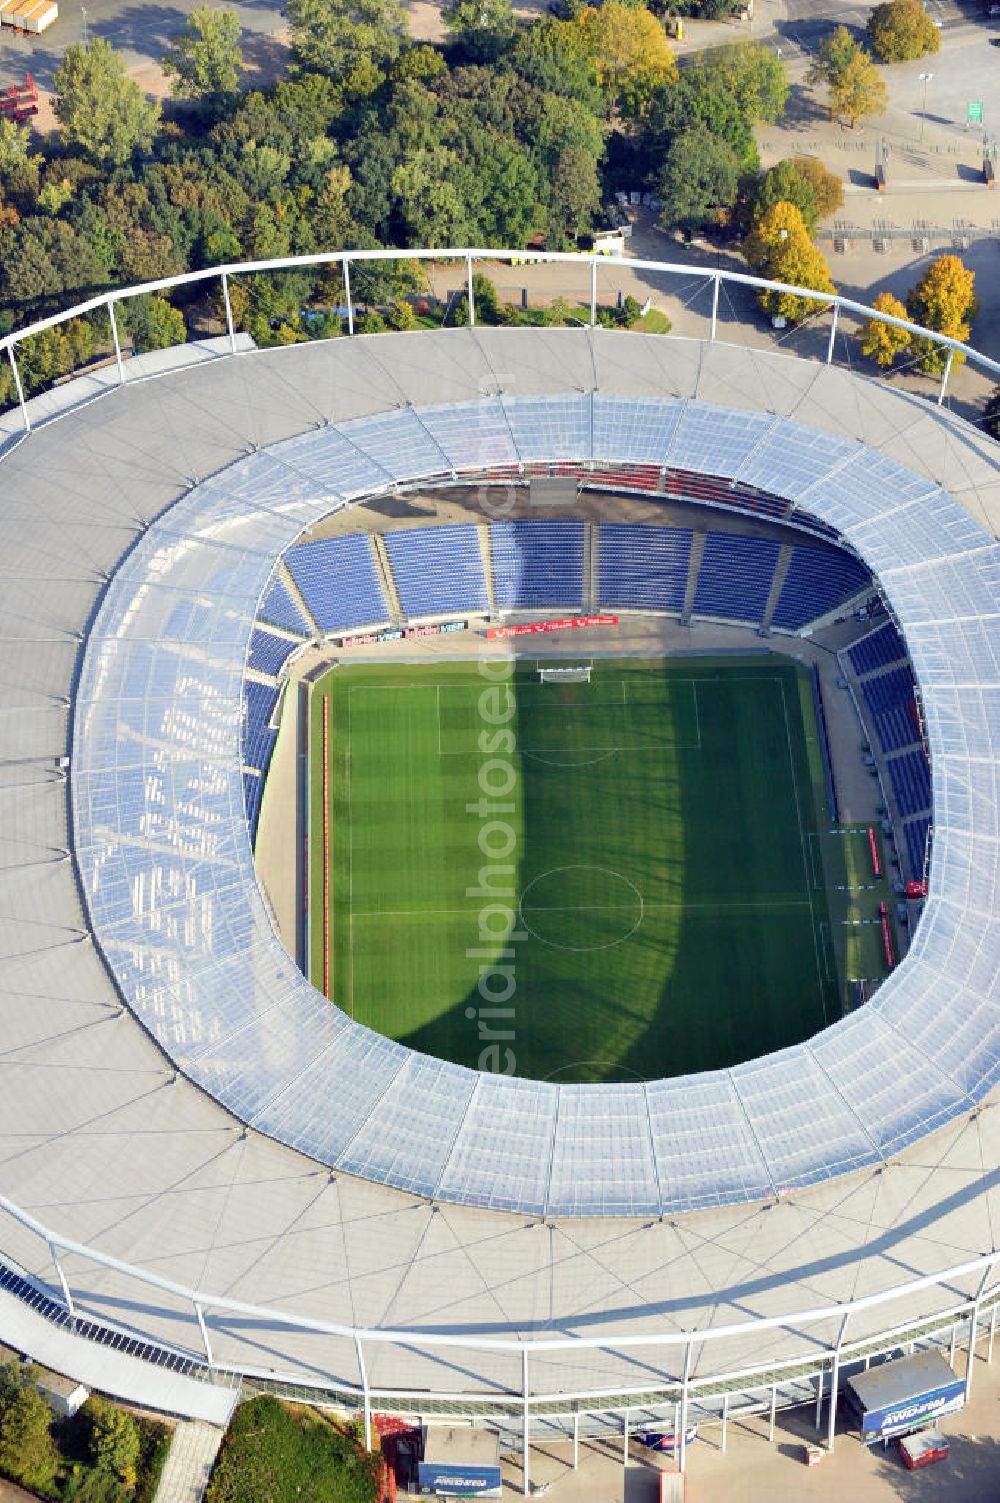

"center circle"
[518,865,644,952]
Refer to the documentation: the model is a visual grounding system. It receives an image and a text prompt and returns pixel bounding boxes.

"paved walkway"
[153,1420,225,1503]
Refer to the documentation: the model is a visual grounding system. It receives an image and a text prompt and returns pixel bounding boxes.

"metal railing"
[3,249,1000,437]
[2,1189,999,1476]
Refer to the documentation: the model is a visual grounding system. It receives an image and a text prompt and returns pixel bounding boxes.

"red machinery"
[0,73,39,124]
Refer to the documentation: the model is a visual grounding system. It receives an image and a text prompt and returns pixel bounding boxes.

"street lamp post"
[80,4,87,42]
[919,72,934,144]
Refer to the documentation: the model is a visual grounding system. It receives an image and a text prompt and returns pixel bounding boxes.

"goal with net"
[538,665,592,684]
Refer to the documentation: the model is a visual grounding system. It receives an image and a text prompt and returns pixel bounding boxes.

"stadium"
[1,249,1000,1480]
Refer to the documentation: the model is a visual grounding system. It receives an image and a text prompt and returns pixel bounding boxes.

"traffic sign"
[967,101,984,125]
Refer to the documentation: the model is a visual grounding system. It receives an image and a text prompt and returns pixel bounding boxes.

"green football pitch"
[306,655,869,1084]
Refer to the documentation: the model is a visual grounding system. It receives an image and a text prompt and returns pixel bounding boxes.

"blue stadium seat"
[693,532,780,622]
[247,628,297,679]
[383,525,488,617]
[241,680,279,773]
[860,665,919,754]
[598,523,692,613]
[848,623,907,677]
[888,749,931,818]
[259,572,312,636]
[904,817,930,879]
[491,520,585,610]
[285,535,388,632]
[771,543,870,630]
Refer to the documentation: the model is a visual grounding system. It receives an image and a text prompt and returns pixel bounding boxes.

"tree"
[807,25,861,91]
[121,294,187,352]
[860,289,912,365]
[442,0,516,62]
[549,143,601,242]
[577,2,677,118]
[867,0,939,61]
[699,41,789,125]
[906,254,978,372]
[52,40,160,166]
[0,1374,59,1492]
[744,200,836,323]
[648,68,758,172]
[657,126,739,231]
[287,0,408,80]
[509,18,603,111]
[86,1396,142,1486]
[830,50,887,127]
[790,156,844,219]
[752,159,818,234]
[162,7,245,100]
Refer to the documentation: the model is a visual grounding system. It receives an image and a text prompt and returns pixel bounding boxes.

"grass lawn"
[307,655,884,1083]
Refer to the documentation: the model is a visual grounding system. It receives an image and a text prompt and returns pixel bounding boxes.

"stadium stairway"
[476,522,498,615]
[761,543,795,631]
[277,560,319,638]
[583,521,598,611]
[681,530,707,625]
[370,534,404,625]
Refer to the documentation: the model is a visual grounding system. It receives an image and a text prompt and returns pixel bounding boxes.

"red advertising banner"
[486,615,618,640]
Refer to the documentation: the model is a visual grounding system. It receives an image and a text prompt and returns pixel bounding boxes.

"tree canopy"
[162,7,245,100]
[859,289,912,366]
[52,40,160,165]
[287,0,409,82]
[744,200,836,322]
[657,126,740,231]
[906,254,977,370]
[698,41,789,125]
[577,2,678,118]
[867,0,940,62]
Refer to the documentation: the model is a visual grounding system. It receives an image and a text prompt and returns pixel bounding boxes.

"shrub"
[206,1396,383,1503]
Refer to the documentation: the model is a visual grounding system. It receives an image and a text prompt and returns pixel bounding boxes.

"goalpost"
[538,665,592,683]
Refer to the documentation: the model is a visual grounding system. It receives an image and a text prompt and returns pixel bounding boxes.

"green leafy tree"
[121,294,187,352]
[699,41,789,125]
[752,159,818,235]
[657,126,739,231]
[807,24,861,90]
[442,0,516,62]
[508,18,602,111]
[549,143,601,242]
[867,0,939,61]
[859,289,912,365]
[86,1395,142,1485]
[162,7,245,100]
[906,254,978,372]
[288,0,408,81]
[53,39,160,166]
[0,1372,59,1492]
[648,68,758,172]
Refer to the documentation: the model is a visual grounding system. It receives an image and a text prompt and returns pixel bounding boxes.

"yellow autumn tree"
[860,290,912,366]
[830,50,887,127]
[744,200,837,324]
[906,255,978,372]
[577,2,677,119]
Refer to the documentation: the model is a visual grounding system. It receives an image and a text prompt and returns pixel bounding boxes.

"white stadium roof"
[2,315,1000,1411]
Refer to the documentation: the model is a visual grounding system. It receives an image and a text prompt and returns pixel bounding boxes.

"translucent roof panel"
[70,394,1000,1219]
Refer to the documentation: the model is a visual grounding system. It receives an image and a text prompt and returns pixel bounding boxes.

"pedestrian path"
[153,1419,226,1503]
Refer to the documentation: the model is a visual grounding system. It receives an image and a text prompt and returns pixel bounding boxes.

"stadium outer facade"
[1,250,1000,1475]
